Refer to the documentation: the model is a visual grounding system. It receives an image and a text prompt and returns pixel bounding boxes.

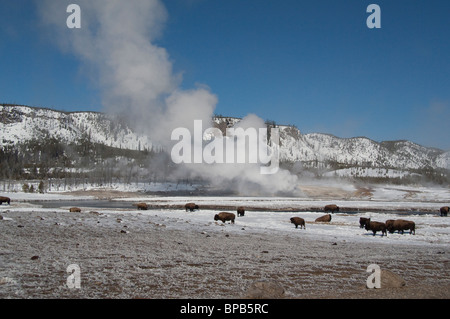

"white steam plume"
[39,0,215,144]
[38,0,301,195]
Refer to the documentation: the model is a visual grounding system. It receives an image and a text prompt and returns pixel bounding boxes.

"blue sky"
[1,0,449,150]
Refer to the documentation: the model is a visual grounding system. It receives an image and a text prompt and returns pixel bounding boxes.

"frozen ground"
[0,183,449,299]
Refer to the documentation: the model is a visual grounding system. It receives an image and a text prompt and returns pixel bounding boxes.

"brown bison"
[440,206,449,217]
[386,219,415,235]
[359,217,370,228]
[324,204,339,214]
[237,206,245,217]
[0,196,11,205]
[290,217,306,229]
[385,219,395,230]
[214,212,235,224]
[364,218,387,236]
[185,202,199,212]
[315,214,331,222]
[69,207,81,213]
[136,203,148,210]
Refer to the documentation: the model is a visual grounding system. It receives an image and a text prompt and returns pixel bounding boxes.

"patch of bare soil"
[56,189,144,200]
[351,187,374,199]
[298,185,353,199]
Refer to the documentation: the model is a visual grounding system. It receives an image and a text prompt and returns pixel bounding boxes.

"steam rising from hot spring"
[39,0,301,195]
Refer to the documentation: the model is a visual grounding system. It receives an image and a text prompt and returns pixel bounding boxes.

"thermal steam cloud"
[39,0,301,195]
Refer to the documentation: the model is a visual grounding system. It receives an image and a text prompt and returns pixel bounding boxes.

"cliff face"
[1,105,449,181]
[213,116,449,181]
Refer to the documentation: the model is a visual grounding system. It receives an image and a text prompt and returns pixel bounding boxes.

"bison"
[237,206,245,217]
[440,206,449,217]
[315,214,331,222]
[185,202,199,212]
[0,196,11,205]
[290,217,306,229]
[385,219,395,231]
[136,203,148,210]
[69,207,81,213]
[386,219,415,235]
[324,204,339,214]
[214,212,235,224]
[359,217,370,228]
[364,218,387,236]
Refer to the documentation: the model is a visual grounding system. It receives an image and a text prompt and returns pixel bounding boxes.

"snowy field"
[1,182,448,248]
[85,206,450,247]
[143,208,449,247]
[2,190,449,248]
[1,184,449,299]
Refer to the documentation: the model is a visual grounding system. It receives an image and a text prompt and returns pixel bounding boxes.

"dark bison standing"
[185,203,199,212]
[69,207,81,213]
[0,196,11,205]
[214,212,235,224]
[359,217,370,228]
[324,204,339,214]
[290,217,306,229]
[364,218,387,236]
[440,206,449,217]
[237,206,245,217]
[136,203,148,210]
[315,214,331,222]
[386,219,415,235]
[385,219,395,231]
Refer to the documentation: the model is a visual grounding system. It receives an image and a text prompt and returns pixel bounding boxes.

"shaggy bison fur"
[359,217,370,228]
[290,217,306,229]
[315,214,331,222]
[136,203,148,210]
[214,212,235,224]
[440,206,449,217]
[69,207,81,213]
[385,219,395,230]
[185,203,199,212]
[386,219,415,235]
[364,218,387,236]
[0,196,11,205]
[237,206,245,217]
[324,204,339,214]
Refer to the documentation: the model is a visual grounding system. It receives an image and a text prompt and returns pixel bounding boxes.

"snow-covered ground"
[86,204,446,247]
[2,195,448,248]
[1,183,448,299]
[1,182,448,248]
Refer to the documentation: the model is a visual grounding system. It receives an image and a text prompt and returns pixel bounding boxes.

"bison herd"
[180,202,449,238]
[359,218,416,236]
[1,194,448,237]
